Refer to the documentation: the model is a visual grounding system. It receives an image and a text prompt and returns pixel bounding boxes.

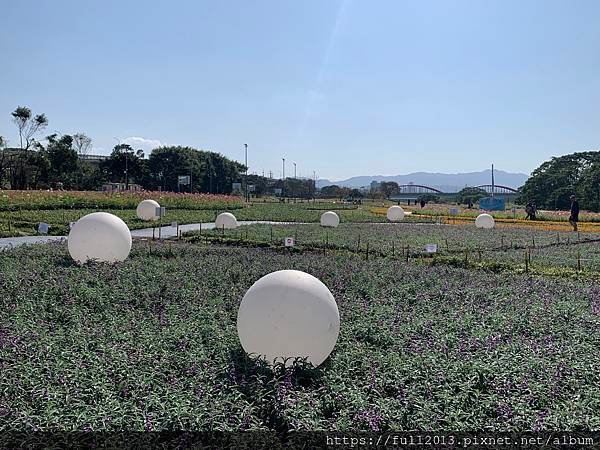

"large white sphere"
[386,205,405,221]
[320,211,340,228]
[237,270,340,367]
[68,212,132,264]
[136,199,160,221]
[475,213,495,229]
[215,212,238,229]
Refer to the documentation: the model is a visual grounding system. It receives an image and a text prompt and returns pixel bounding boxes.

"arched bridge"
[387,183,519,202]
[396,184,443,194]
[476,184,519,195]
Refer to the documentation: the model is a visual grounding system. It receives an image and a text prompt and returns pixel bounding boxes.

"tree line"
[0,106,258,194]
[520,151,600,211]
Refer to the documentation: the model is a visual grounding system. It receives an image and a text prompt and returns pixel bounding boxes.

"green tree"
[456,187,487,205]
[520,151,600,210]
[417,193,439,203]
[148,146,243,193]
[320,185,350,199]
[349,189,364,199]
[47,134,80,189]
[72,132,92,157]
[101,144,146,188]
[380,181,399,199]
[11,106,48,150]
[0,137,7,188]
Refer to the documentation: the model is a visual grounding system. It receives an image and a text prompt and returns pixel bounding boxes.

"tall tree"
[72,133,93,157]
[380,181,399,199]
[320,185,350,198]
[11,106,48,150]
[0,136,8,188]
[47,134,80,189]
[520,151,600,210]
[456,187,487,205]
[101,144,146,188]
[148,146,243,193]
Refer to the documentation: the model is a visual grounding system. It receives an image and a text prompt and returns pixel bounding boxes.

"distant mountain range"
[316,169,528,192]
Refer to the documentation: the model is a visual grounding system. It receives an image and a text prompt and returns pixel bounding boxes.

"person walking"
[525,202,533,220]
[569,195,579,231]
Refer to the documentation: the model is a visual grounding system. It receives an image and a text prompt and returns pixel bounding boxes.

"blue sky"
[1,0,599,180]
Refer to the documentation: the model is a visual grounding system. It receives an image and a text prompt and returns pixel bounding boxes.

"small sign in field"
[425,243,437,253]
[38,222,49,234]
[284,237,295,247]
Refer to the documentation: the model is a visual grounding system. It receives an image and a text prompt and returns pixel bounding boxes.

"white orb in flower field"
[136,199,160,221]
[320,211,340,228]
[237,270,340,367]
[475,213,495,229]
[386,205,405,221]
[215,212,238,229]
[68,212,132,264]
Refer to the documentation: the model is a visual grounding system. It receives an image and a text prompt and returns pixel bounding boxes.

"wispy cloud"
[122,136,164,152]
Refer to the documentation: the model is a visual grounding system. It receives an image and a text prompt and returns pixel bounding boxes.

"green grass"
[1,240,599,431]
[189,223,600,273]
[0,203,398,237]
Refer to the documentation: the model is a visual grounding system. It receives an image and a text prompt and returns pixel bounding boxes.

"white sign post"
[425,243,438,254]
[38,222,49,234]
[155,207,166,239]
[284,237,295,247]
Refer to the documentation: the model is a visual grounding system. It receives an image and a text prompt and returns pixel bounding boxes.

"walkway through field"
[0,221,308,251]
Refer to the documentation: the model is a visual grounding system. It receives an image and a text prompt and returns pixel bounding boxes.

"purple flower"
[354,409,383,431]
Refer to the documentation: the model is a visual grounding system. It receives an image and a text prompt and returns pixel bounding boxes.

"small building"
[101,182,143,193]
[80,154,109,164]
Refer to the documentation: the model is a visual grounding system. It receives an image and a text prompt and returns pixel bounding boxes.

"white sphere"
[386,205,405,221]
[68,212,132,264]
[475,213,495,229]
[215,212,238,229]
[136,199,160,221]
[237,270,340,367]
[320,211,340,228]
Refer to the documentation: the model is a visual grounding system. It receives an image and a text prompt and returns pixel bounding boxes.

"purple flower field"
[1,239,599,431]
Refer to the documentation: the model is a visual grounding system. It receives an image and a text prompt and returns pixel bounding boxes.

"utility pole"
[244,144,249,202]
[491,163,495,197]
[282,158,285,198]
[292,162,297,199]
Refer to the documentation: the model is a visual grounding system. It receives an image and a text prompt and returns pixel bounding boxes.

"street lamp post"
[293,162,297,200]
[282,158,285,198]
[244,144,248,202]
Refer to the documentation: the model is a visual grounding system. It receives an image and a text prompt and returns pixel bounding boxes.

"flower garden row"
[1,240,599,431]
[0,190,243,211]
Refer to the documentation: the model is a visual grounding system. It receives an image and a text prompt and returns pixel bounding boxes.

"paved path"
[0,218,433,251]
[0,221,307,251]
